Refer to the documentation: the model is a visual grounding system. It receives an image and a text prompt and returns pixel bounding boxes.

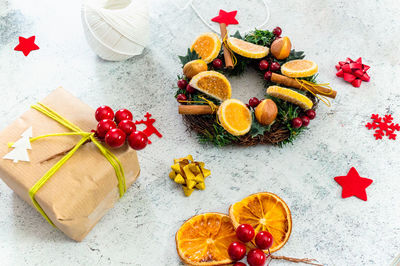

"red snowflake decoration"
[365,114,400,140]
[135,112,162,144]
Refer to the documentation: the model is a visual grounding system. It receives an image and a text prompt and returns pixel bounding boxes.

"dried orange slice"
[191,33,221,63]
[189,71,231,101]
[229,192,292,253]
[176,213,240,265]
[227,37,269,59]
[218,99,252,136]
[281,59,318,78]
[267,86,313,110]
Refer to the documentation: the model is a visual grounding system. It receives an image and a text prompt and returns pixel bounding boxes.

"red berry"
[300,115,310,127]
[292,117,303,129]
[270,62,281,72]
[228,242,246,261]
[264,71,272,81]
[128,131,148,150]
[236,224,255,243]
[247,249,266,266]
[246,104,251,109]
[249,97,260,108]
[259,60,269,71]
[186,84,196,94]
[95,105,114,122]
[118,120,136,135]
[177,93,187,102]
[96,119,116,138]
[306,109,316,120]
[255,231,273,250]
[273,27,282,37]
[177,79,188,89]
[233,263,246,266]
[105,128,126,148]
[213,58,223,69]
[115,109,133,123]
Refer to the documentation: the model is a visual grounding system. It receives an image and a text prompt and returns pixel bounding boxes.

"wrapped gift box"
[0,88,140,241]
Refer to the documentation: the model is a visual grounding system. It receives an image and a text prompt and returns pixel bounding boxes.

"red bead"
[236,224,255,243]
[270,62,281,72]
[177,93,187,102]
[186,84,196,94]
[177,79,188,89]
[300,116,310,127]
[306,109,316,120]
[247,249,266,266]
[212,58,223,69]
[264,71,272,81]
[249,97,260,108]
[95,105,114,122]
[292,117,303,129]
[128,131,148,150]
[233,263,246,266]
[259,60,269,71]
[96,119,116,138]
[105,128,126,148]
[255,231,273,250]
[115,109,133,123]
[118,120,136,135]
[272,27,282,37]
[228,242,246,261]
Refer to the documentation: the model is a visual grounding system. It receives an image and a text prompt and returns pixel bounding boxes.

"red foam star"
[211,9,239,26]
[334,167,373,201]
[14,36,39,56]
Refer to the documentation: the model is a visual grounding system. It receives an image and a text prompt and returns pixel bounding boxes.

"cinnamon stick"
[178,105,215,115]
[219,23,234,69]
[271,73,337,99]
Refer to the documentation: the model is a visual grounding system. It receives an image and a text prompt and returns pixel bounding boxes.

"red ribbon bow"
[335,57,370,87]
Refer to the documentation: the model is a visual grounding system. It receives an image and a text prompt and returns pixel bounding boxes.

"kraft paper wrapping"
[0,88,140,241]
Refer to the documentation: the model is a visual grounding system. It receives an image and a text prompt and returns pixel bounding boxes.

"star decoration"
[334,167,373,201]
[14,36,40,56]
[211,9,239,26]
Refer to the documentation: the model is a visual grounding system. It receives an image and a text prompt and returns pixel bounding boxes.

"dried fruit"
[229,192,292,253]
[266,86,313,110]
[281,59,318,78]
[270,36,291,60]
[218,99,252,136]
[183,59,208,79]
[176,213,240,265]
[189,71,232,101]
[227,37,269,59]
[190,33,221,63]
[254,99,278,125]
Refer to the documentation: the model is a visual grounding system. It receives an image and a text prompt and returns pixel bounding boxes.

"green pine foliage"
[197,122,239,147]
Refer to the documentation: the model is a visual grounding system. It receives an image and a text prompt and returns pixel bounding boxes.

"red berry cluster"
[228,224,274,266]
[177,78,197,103]
[291,109,316,129]
[258,26,283,82]
[248,97,260,109]
[95,106,148,150]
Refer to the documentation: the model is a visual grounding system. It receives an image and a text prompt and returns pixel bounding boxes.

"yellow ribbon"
[295,79,333,107]
[222,33,237,67]
[20,103,126,226]
[179,96,222,125]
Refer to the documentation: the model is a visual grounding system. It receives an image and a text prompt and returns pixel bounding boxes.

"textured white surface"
[0,0,400,265]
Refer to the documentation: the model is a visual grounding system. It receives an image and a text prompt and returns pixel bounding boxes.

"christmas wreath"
[174,25,336,147]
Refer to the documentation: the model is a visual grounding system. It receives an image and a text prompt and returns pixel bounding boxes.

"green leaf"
[244,29,275,47]
[249,112,273,137]
[231,31,243,39]
[277,49,305,65]
[178,49,199,66]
